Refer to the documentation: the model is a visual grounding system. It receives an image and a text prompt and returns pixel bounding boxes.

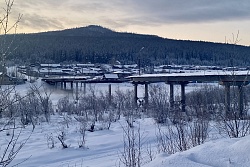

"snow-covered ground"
[1,79,248,167]
[145,135,250,167]
[5,115,250,167]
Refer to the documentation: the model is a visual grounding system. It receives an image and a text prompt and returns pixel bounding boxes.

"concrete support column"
[238,84,244,117]
[134,83,138,106]
[63,82,66,89]
[76,82,79,101]
[83,82,86,94]
[225,83,231,114]
[70,81,73,89]
[180,82,186,112]
[169,83,174,108]
[109,84,112,105]
[144,83,149,107]
[76,82,79,89]
[61,82,63,89]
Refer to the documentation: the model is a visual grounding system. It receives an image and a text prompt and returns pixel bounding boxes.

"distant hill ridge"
[37,25,116,37]
[2,25,250,66]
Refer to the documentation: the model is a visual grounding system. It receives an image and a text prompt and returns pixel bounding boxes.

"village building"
[0,73,26,85]
[102,74,119,81]
[40,64,61,68]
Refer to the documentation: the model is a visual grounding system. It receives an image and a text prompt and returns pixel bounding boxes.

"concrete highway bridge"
[41,76,127,102]
[41,76,88,89]
[130,71,250,115]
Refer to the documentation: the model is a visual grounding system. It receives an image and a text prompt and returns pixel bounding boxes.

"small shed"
[103,74,119,81]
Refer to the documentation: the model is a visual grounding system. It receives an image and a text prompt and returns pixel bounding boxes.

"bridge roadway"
[41,76,88,89]
[130,71,250,115]
[42,76,127,88]
[41,76,127,102]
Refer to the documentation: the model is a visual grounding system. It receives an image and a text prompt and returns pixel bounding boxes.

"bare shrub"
[189,118,209,147]
[17,92,41,129]
[29,85,54,122]
[156,118,209,154]
[145,143,156,163]
[0,0,30,166]
[215,83,250,138]
[45,133,55,149]
[57,96,74,115]
[186,85,224,120]
[57,126,68,149]
[113,89,135,120]
[0,119,30,166]
[75,116,87,148]
[148,84,170,123]
[217,111,250,138]
[119,122,143,167]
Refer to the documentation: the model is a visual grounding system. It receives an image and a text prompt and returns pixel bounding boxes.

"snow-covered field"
[1,79,249,167]
[7,115,250,167]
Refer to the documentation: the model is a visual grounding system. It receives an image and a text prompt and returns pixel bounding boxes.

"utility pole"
[138,47,144,75]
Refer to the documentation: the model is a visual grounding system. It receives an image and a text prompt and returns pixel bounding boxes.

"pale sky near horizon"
[3,0,250,46]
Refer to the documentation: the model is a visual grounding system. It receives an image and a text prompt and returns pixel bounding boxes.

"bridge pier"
[63,82,67,89]
[224,82,231,114]
[220,81,248,117]
[70,81,73,89]
[135,80,248,116]
[75,82,79,101]
[133,81,188,112]
[167,81,188,112]
[133,83,138,106]
[83,82,86,94]
[133,82,149,108]
[144,83,149,107]
[180,82,188,113]
[238,85,244,117]
[169,83,174,108]
[109,84,112,105]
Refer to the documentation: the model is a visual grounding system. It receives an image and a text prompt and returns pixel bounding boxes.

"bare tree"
[0,0,22,83]
[29,84,54,122]
[74,116,88,148]
[148,84,170,123]
[57,96,75,115]
[0,120,30,167]
[0,1,31,166]
[156,118,209,154]
[113,88,128,120]
[56,125,68,149]
[119,121,143,167]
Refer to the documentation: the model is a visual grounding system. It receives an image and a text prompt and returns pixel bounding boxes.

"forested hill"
[4,25,250,66]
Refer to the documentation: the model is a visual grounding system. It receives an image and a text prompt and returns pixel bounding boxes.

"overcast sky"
[4,0,250,46]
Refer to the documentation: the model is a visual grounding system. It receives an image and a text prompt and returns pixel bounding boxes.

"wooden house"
[0,73,26,85]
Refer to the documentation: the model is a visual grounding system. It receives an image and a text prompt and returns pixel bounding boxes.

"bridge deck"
[130,71,250,83]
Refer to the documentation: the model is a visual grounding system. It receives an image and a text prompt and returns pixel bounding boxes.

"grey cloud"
[63,0,250,29]
[7,0,250,32]
[69,2,108,13]
[68,0,124,14]
[21,13,64,31]
[101,16,160,29]
[122,0,250,24]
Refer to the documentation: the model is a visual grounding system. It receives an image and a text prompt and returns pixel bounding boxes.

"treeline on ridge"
[2,25,250,66]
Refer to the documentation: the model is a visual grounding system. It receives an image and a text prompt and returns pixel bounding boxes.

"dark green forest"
[3,25,250,66]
